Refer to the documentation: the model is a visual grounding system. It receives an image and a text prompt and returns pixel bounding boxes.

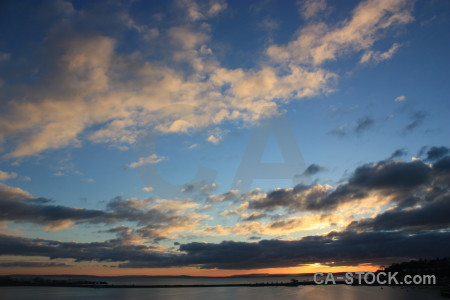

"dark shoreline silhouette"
[0,277,444,288]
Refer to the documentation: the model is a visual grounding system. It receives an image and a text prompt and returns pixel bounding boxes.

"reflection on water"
[0,285,445,300]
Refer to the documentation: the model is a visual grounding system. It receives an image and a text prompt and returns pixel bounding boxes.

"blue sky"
[0,0,449,276]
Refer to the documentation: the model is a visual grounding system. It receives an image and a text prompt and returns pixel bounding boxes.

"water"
[0,285,445,300]
[5,275,313,286]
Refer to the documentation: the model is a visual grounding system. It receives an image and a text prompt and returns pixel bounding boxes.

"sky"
[0,0,449,276]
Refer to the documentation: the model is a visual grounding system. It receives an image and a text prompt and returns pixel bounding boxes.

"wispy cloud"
[403,111,426,133]
[299,0,327,19]
[301,163,327,176]
[394,95,407,102]
[124,154,166,169]
[355,117,375,134]
[387,148,408,160]
[360,43,401,64]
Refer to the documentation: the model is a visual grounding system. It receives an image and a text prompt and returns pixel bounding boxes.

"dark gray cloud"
[348,160,430,190]
[247,184,329,212]
[180,184,195,193]
[0,187,198,239]
[348,193,450,231]
[355,117,375,134]
[0,185,111,228]
[1,229,449,270]
[328,117,375,138]
[241,212,266,222]
[387,148,407,160]
[301,164,326,176]
[246,155,450,213]
[172,230,450,270]
[426,146,450,161]
[0,234,165,266]
[403,111,426,133]
[0,262,70,268]
[434,155,450,173]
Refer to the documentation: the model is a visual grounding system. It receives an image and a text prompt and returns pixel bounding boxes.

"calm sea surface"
[1,276,446,300]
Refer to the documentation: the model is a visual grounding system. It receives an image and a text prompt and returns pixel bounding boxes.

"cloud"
[0,261,70,268]
[0,233,168,266]
[200,183,217,191]
[301,163,326,176]
[348,193,450,232]
[360,43,401,64]
[124,154,166,169]
[0,0,413,158]
[403,111,426,133]
[329,117,376,138]
[142,186,154,192]
[0,150,449,270]
[355,117,375,134]
[175,230,450,269]
[176,0,227,21]
[206,135,220,145]
[328,125,347,138]
[300,0,327,19]
[245,156,443,214]
[0,52,10,63]
[267,0,413,66]
[0,183,203,238]
[346,155,450,231]
[105,197,204,240]
[387,148,407,160]
[394,95,406,102]
[247,184,334,212]
[196,213,340,237]
[207,189,239,202]
[241,212,266,222]
[0,183,111,230]
[1,227,449,270]
[0,170,17,181]
[105,225,147,246]
[425,146,449,161]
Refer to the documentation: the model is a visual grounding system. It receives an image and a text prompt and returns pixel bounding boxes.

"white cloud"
[125,154,166,169]
[360,43,401,64]
[300,0,327,19]
[206,135,220,145]
[394,95,407,102]
[267,0,413,66]
[142,186,154,192]
[200,183,217,191]
[177,0,227,21]
[0,170,17,181]
[205,128,228,145]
